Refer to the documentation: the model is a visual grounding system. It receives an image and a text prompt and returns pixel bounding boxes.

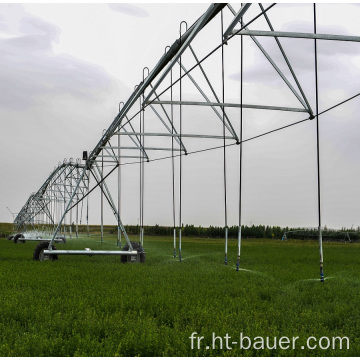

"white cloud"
[108,3,149,18]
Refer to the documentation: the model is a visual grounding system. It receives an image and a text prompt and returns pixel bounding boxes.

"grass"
[0,231,359,356]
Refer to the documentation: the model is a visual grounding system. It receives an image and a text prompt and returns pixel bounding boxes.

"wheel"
[121,241,145,263]
[8,235,14,241]
[140,250,146,263]
[33,241,58,261]
[13,233,25,243]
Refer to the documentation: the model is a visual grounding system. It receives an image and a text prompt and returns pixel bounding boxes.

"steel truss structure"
[14,159,89,241]
[13,3,360,277]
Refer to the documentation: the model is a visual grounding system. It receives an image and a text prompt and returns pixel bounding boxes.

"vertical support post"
[50,195,52,234]
[86,169,90,237]
[179,228,182,262]
[135,86,143,248]
[48,187,52,235]
[314,4,324,282]
[178,21,187,262]
[225,227,228,265]
[237,8,244,272]
[55,177,58,233]
[55,183,57,235]
[142,104,145,247]
[141,68,148,248]
[173,228,176,258]
[118,103,122,248]
[221,10,228,265]
[237,227,241,270]
[69,167,73,239]
[167,45,177,259]
[75,197,79,238]
[63,167,66,236]
[55,190,58,235]
[101,146,104,243]
[76,167,79,239]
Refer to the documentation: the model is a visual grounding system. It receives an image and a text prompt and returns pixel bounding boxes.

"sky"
[1,2,360,230]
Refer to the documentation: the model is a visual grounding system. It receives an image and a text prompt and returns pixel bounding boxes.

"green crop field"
[0,230,359,356]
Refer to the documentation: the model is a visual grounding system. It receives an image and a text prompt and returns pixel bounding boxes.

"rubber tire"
[121,241,146,263]
[13,233,25,244]
[8,235,14,241]
[33,241,58,261]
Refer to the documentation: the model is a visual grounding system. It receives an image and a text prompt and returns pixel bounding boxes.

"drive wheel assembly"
[121,241,146,263]
[33,241,59,261]
[13,233,25,243]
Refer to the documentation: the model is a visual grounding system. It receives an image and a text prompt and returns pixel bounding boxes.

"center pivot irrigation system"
[12,3,360,280]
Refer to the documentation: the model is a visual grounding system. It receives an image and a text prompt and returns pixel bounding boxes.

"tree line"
[2,222,358,242]
[121,224,359,241]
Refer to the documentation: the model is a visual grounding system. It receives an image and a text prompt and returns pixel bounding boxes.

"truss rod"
[115,132,235,140]
[96,155,147,159]
[227,3,312,114]
[147,82,187,153]
[148,104,187,153]
[144,4,225,105]
[23,201,53,226]
[117,4,275,136]
[125,120,149,159]
[243,26,309,110]
[103,145,117,162]
[139,3,276,119]
[176,61,239,141]
[92,163,132,249]
[102,146,182,151]
[122,127,149,160]
[223,3,251,40]
[189,43,227,114]
[50,167,87,246]
[258,3,313,115]
[149,100,308,113]
[67,164,120,214]
[233,30,360,42]
[88,4,225,164]
[92,159,142,163]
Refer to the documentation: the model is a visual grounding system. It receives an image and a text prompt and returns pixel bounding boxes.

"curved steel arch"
[14,160,88,233]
